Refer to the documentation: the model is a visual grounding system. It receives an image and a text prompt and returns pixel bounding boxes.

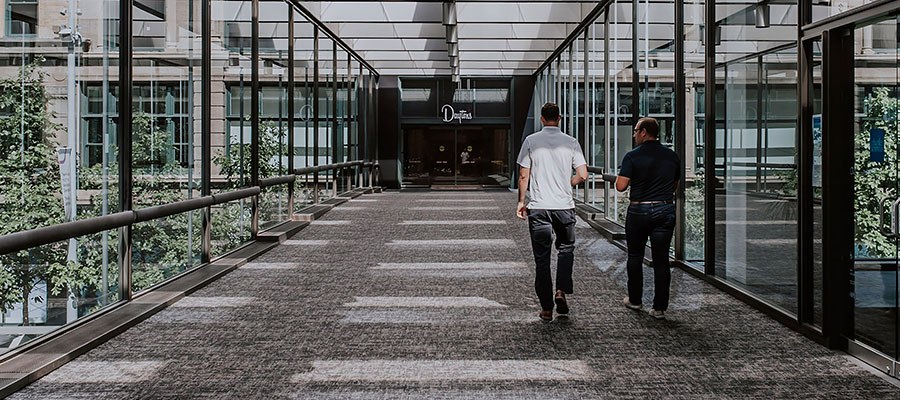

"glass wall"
[0,0,119,342]
[530,0,824,347]
[130,0,204,293]
[0,0,377,354]
[851,16,900,365]
[714,0,799,313]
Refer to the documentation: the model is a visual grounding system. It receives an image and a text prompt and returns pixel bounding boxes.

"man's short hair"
[541,103,560,121]
[637,117,659,138]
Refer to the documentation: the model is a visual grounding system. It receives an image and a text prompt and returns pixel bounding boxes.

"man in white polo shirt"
[516,102,588,322]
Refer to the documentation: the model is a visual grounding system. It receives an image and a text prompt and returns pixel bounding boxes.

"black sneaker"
[555,294,569,315]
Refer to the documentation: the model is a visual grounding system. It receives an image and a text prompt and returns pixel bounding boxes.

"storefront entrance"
[402,125,510,187]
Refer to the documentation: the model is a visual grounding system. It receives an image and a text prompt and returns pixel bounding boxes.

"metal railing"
[0,161,378,257]
[0,161,378,358]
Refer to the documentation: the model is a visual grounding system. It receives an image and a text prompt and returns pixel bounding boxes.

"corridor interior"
[9,191,900,399]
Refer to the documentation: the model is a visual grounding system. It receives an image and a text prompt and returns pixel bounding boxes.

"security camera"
[58,26,72,38]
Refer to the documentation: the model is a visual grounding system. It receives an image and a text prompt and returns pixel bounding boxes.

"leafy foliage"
[854,87,899,258]
[213,119,287,187]
[0,62,75,324]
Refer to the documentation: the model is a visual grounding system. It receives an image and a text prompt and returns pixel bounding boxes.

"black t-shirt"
[618,140,680,202]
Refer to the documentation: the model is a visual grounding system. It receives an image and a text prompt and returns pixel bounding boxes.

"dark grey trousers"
[527,208,577,311]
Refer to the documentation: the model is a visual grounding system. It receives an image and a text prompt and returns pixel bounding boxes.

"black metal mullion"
[674,0,686,260]
[631,0,639,125]
[332,42,338,191]
[288,8,295,215]
[798,0,815,324]
[703,0,716,277]
[201,0,211,263]
[313,27,319,200]
[821,28,854,349]
[756,56,764,192]
[348,52,352,162]
[250,0,259,237]
[118,0,134,301]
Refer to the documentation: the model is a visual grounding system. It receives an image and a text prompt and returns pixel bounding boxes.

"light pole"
[60,0,83,322]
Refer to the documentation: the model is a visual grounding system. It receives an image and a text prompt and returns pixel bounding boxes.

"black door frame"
[800,1,900,377]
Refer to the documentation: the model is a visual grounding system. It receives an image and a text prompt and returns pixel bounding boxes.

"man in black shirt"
[615,117,680,319]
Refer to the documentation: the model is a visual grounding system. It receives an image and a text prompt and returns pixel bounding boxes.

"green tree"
[855,87,900,258]
[213,119,286,187]
[0,62,86,324]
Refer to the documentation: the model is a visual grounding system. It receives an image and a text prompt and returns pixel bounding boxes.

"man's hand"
[516,201,528,220]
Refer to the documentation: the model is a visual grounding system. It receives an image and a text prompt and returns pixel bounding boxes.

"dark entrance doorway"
[402,125,510,187]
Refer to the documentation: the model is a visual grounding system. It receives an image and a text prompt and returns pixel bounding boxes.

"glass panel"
[401,79,438,117]
[811,39,824,327]
[132,210,204,293]
[0,234,117,354]
[609,0,635,224]
[293,10,314,174]
[130,0,203,290]
[588,17,607,210]
[852,17,899,361]
[473,79,510,118]
[258,0,290,230]
[211,199,253,258]
[213,0,253,190]
[812,0,871,23]
[0,0,120,350]
[713,0,799,313]
[685,0,705,262]
[260,185,290,230]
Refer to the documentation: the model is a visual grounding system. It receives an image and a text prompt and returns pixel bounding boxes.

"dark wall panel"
[377,76,401,188]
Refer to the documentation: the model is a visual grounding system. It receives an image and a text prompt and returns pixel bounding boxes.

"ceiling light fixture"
[755,2,770,28]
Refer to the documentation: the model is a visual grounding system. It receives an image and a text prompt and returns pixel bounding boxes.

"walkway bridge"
[2,189,900,398]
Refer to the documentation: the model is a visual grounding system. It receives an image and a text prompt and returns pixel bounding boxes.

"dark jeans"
[528,208,576,311]
[625,203,675,311]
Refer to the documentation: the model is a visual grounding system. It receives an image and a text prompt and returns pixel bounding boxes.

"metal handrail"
[586,166,617,183]
[292,160,366,175]
[0,162,378,256]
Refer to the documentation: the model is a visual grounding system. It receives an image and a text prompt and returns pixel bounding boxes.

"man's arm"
[517,166,530,220]
[571,164,588,186]
[615,176,630,192]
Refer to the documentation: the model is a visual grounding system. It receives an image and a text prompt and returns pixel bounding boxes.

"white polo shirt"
[516,126,587,210]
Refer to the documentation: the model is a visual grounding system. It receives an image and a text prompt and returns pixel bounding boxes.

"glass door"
[851,16,899,373]
[402,126,510,187]
[402,127,456,186]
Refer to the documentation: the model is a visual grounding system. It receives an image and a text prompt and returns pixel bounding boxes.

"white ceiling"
[299,1,600,76]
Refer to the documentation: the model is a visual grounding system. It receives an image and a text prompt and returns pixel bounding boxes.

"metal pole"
[119,0,134,301]
[251,0,260,236]
[313,27,320,203]
[64,0,79,318]
[100,0,111,305]
[704,0,717,276]
[288,9,295,217]
[583,32,589,203]
[333,42,338,193]
[201,0,211,262]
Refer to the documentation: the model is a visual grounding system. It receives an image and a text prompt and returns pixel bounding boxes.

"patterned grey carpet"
[9,191,900,399]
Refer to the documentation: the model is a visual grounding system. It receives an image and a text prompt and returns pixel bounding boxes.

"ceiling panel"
[300,1,596,76]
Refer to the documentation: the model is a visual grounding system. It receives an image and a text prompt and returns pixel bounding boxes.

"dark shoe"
[623,297,643,311]
[554,292,569,315]
[539,310,553,322]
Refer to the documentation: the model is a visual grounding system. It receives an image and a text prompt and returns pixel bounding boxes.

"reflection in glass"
[714,0,799,313]
[852,18,899,359]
